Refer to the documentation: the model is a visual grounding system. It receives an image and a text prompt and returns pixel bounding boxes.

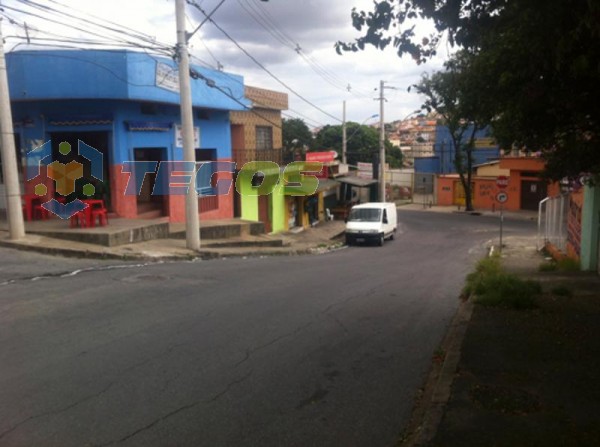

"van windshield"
[348,208,381,222]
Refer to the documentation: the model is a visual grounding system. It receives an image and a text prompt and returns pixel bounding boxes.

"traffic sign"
[496,191,508,203]
[496,175,509,189]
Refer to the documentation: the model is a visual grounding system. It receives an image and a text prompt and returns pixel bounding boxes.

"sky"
[2,0,451,128]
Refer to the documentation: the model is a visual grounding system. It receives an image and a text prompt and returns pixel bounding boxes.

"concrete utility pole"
[0,18,25,240]
[175,0,200,250]
[342,100,347,164]
[378,80,397,202]
[378,80,385,202]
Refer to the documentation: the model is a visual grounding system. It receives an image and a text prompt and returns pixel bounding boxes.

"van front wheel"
[377,234,384,246]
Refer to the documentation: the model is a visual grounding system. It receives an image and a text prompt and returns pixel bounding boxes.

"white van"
[345,202,397,246]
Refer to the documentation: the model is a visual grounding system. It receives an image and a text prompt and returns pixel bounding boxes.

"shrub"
[556,257,580,271]
[539,261,557,272]
[464,255,541,309]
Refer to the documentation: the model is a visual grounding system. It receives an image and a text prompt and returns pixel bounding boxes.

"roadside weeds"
[400,239,600,446]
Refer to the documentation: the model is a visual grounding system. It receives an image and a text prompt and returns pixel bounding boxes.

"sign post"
[496,191,508,253]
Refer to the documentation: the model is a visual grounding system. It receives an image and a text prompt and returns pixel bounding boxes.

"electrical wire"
[5,1,172,55]
[237,0,372,99]
[186,0,342,123]
[188,53,327,128]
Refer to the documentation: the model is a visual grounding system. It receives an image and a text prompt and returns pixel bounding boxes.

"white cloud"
[3,0,449,125]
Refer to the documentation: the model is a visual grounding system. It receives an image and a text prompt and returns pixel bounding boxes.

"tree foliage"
[336,0,600,180]
[314,123,402,168]
[282,118,313,151]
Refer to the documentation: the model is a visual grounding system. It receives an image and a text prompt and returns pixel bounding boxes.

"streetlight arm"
[346,114,379,144]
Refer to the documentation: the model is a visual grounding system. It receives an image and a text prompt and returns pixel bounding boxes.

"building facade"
[230,85,288,233]
[413,125,500,174]
[4,49,248,222]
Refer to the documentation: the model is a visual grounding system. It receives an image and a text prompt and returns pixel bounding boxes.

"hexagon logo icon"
[26,140,104,219]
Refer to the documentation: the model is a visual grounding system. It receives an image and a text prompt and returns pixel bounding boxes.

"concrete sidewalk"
[402,235,600,446]
[398,202,539,222]
[0,219,346,261]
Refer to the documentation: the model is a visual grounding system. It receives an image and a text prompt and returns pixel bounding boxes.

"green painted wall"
[238,175,259,221]
[271,185,286,233]
[580,185,600,271]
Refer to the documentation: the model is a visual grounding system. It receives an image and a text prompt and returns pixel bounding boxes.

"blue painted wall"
[7,50,248,111]
[8,50,245,165]
[12,99,234,164]
[435,125,500,173]
[415,125,500,174]
[414,157,440,174]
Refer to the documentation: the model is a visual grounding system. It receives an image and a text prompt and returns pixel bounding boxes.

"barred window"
[255,126,273,150]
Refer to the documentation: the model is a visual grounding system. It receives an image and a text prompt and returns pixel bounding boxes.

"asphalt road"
[0,210,536,447]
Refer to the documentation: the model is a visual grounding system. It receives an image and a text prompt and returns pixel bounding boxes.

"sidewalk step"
[170,221,265,240]
[202,237,287,248]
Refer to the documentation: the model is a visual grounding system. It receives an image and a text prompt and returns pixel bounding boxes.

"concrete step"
[137,209,163,219]
[202,236,287,248]
[170,221,265,240]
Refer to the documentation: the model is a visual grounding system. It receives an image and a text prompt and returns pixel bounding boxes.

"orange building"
[436,156,560,211]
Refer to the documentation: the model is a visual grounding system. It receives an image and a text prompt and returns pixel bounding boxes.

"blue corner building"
[5,49,249,221]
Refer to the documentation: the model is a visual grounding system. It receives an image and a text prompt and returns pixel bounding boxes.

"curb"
[0,239,145,261]
[0,239,341,262]
[400,297,475,446]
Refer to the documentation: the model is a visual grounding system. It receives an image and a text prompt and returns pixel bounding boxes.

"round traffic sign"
[496,175,509,189]
[496,191,508,203]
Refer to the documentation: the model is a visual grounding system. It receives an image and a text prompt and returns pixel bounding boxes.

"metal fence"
[537,194,569,252]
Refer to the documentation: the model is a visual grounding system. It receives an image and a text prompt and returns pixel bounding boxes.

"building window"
[195,149,216,196]
[140,103,159,115]
[196,109,211,120]
[255,126,273,150]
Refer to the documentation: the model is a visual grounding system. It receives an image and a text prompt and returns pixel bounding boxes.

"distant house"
[436,155,560,211]
[413,125,500,174]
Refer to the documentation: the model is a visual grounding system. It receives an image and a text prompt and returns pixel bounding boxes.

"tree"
[282,118,313,160]
[313,123,402,168]
[413,50,496,211]
[336,0,600,181]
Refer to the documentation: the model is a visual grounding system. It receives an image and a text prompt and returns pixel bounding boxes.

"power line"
[237,0,372,99]
[188,53,326,128]
[5,1,172,55]
[186,0,342,123]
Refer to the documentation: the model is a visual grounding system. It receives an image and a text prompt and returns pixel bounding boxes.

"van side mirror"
[382,217,388,224]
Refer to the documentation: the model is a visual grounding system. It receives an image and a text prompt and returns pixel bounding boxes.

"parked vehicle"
[345,202,397,246]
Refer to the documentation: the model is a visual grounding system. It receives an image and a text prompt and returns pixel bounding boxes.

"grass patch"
[539,261,558,272]
[556,257,580,271]
[539,257,580,272]
[464,255,541,309]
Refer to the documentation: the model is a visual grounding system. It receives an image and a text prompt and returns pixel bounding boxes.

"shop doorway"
[49,131,111,209]
[134,148,167,217]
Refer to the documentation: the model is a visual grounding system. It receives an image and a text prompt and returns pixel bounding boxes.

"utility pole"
[378,80,385,202]
[342,100,347,164]
[175,0,200,250]
[0,18,25,240]
[378,80,397,202]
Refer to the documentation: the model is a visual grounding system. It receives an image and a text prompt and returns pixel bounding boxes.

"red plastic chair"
[70,210,87,228]
[91,207,108,226]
